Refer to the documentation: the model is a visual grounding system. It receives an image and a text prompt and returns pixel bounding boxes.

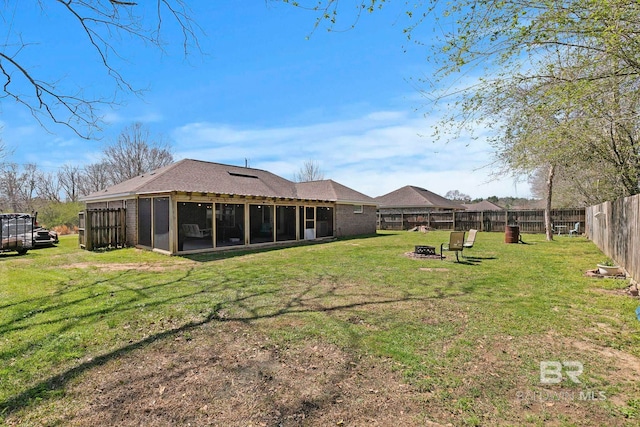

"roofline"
[337,200,379,206]
[82,191,374,205]
[80,192,137,202]
[377,205,466,210]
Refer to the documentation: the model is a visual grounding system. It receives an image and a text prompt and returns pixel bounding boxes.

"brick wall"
[125,199,137,246]
[335,204,377,237]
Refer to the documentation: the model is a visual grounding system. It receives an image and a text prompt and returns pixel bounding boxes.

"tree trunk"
[544,164,556,241]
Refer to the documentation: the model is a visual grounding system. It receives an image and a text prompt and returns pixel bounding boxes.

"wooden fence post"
[85,211,93,251]
[78,211,85,248]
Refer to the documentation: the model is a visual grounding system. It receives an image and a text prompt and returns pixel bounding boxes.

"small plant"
[597,258,622,276]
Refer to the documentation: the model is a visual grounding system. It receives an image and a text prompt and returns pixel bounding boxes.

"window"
[250,204,274,244]
[138,198,152,247]
[216,203,245,247]
[298,206,305,240]
[354,205,363,214]
[153,197,170,251]
[316,207,334,238]
[178,202,214,251]
[275,205,296,242]
[304,206,315,239]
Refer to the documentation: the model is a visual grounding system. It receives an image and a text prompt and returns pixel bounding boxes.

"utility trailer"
[0,213,35,255]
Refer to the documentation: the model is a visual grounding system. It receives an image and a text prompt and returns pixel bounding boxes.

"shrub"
[51,224,78,235]
[36,201,84,229]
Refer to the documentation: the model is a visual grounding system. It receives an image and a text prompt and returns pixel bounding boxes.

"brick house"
[81,159,377,254]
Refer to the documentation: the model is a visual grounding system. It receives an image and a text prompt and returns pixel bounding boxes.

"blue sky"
[0,1,530,199]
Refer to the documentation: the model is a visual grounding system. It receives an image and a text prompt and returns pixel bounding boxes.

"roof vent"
[228,171,259,179]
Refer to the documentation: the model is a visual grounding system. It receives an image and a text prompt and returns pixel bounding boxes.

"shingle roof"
[295,180,376,204]
[374,185,466,210]
[81,159,375,204]
[462,200,504,211]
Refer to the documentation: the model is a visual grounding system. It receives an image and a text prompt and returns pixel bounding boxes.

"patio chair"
[569,222,580,236]
[182,223,211,238]
[463,229,478,249]
[441,231,465,262]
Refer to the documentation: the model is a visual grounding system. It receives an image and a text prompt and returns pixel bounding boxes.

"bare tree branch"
[103,122,174,184]
[293,159,325,182]
[0,0,201,138]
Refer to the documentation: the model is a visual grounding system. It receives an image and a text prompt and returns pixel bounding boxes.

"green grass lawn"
[1,231,639,425]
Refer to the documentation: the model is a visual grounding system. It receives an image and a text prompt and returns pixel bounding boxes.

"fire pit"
[415,245,436,256]
[405,245,442,260]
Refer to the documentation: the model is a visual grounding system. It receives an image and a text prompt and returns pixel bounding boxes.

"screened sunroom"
[82,159,375,255]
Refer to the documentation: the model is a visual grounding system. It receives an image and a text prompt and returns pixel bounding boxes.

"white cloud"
[102,110,165,125]
[172,110,531,199]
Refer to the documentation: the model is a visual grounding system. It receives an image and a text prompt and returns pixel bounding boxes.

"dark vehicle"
[0,213,35,255]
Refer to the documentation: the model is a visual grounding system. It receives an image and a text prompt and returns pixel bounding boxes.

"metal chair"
[569,222,580,236]
[441,231,465,262]
[463,229,478,249]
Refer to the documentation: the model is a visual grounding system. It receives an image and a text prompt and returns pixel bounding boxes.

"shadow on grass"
[0,252,29,260]
[455,259,482,266]
[440,255,497,266]
[0,269,198,340]
[0,269,447,419]
[462,256,497,261]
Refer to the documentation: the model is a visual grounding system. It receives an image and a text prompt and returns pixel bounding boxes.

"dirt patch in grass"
[571,340,640,382]
[589,283,639,298]
[426,333,640,426]
[43,321,427,426]
[60,261,195,272]
[591,287,632,297]
[5,307,639,426]
[404,251,443,260]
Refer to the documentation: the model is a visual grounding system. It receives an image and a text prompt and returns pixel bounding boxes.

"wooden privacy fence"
[586,194,640,282]
[79,208,127,251]
[378,208,585,234]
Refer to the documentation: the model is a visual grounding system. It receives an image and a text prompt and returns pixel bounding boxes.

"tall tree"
[444,190,471,202]
[37,171,63,204]
[0,1,200,138]
[58,165,83,202]
[293,160,325,182]
[0,163,39,213]
[0,140,7,165]
[432,1,640,203]
[484,48,587,240]
[78,162,113,196]
[103,122,174,184]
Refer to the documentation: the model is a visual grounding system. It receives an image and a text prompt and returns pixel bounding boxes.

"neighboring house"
[375,185,466,230]
[375,185,467,212]
[80,159,377,254]
[462,200,504,211]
